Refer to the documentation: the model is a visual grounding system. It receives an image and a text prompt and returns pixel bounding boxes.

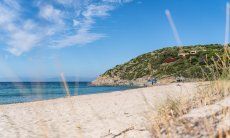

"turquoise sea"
[0,82,137,105]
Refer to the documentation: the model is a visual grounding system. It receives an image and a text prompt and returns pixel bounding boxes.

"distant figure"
[129,82,134,86]
[148,77,157,85]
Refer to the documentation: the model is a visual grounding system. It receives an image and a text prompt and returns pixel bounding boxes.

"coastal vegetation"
[93,44,229,86]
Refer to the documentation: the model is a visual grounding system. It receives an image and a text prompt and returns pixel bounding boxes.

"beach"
[0,82,201,138]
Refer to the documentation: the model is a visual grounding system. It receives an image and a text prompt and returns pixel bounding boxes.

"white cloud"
[52,4,113,48]
[0,0,134,56]
[0,2,42,56]
[39,4,63,24]
[56,0,73,5]
[82,5,114,18]
[103,0,133,3]
[0,3,15,25]
[73,19,80,26]
[23,20,36,31]
[54,32,105,48]
[7,30,40,56]
[3,0,21,11]
[5,21,42,56]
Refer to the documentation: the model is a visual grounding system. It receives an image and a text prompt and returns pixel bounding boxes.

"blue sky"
[0,0,229,81]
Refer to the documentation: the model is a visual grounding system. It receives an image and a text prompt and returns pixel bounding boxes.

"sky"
[0,0,229,81]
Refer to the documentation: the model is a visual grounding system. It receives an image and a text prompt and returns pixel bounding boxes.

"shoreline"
[0,82,202,137]
[0,85,143,106]
[0,82,191,106]
[0,85,144,106]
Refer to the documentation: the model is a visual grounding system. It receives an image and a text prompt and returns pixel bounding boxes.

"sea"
[0,82,137,105]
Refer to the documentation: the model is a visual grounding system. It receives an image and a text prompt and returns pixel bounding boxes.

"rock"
[91,75,150,86]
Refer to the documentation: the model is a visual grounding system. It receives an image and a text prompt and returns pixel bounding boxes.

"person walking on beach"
[151,77,157,85]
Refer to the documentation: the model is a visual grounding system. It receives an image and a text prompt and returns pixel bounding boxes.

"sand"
[0,82,201,138]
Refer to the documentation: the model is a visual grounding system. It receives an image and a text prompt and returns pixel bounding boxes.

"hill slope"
[92,44,226,86]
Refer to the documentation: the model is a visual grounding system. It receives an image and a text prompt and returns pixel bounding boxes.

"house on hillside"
[190,50,197,55]
[178,50,197,58]
[178,52,189,58]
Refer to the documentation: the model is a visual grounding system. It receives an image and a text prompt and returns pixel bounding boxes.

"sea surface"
[0,82,137,105]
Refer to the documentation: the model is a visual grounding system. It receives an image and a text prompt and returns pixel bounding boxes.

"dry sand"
[0,82,201,138]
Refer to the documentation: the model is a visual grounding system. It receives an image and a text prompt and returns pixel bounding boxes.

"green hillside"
[101,44,228,81]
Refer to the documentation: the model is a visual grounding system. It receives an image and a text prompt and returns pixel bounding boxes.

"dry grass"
[151,49,230,137]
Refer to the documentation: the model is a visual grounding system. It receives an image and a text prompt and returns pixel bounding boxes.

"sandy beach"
[0,82,201,138]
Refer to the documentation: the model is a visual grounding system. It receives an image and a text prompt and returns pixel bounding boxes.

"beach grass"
[151,48,230,137]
